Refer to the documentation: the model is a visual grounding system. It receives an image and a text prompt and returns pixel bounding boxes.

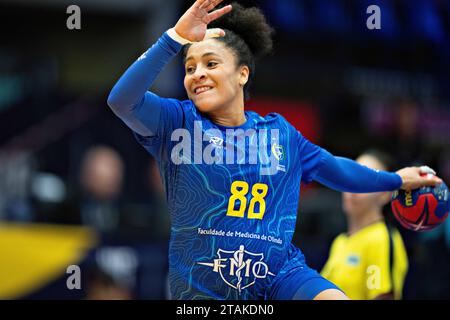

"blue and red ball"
[391,181,449,232]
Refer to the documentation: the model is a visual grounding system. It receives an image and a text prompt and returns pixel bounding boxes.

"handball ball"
[391,179,449,232]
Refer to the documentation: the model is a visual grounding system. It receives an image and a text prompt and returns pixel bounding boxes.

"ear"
[238,65,250,87]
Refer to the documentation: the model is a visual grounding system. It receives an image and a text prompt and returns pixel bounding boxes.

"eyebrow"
[184,52,220,64]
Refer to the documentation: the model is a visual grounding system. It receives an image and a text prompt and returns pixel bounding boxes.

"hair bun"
[209,2,274,59]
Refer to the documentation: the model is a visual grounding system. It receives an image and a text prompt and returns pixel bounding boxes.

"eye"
[207,61,218,68]
[186,66,195,74]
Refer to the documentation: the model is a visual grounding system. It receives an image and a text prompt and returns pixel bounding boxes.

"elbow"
[107,90,132,117]
[107,90,120,111]
[107,89,139,121]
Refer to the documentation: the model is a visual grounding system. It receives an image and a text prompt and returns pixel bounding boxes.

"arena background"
[0,0,449,299]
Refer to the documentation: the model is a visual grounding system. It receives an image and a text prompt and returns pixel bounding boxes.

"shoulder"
[259,111,289,124]
[162,98,195,110]
[330,233,347,250]
[246,111,296,129]
[158,98,198,119]
[361,223,391,253]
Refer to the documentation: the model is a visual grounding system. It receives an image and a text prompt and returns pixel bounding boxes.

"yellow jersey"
[321,221,408,300]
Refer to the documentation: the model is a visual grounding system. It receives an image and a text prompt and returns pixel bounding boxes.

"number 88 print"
[226,181,269,219]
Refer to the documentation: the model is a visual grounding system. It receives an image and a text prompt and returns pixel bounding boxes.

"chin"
[343,204,355,215]
[194,99,220,113]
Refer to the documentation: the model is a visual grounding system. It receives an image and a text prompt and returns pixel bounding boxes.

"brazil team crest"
[271,143,285,161]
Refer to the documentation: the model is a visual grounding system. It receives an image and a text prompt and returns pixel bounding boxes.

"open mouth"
[194,86,213,95]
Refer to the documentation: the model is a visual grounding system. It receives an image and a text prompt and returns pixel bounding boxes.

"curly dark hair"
[182,2,275,100]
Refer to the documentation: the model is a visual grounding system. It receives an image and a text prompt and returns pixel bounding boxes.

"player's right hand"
[174,0,232,42]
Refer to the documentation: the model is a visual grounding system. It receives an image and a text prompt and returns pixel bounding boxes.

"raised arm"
[107,33,182,137]
[107,0,232,137]
[314,150,442,193]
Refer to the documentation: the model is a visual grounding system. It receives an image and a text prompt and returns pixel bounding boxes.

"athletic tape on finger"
[204,28,224,40]
[420,165,436,176]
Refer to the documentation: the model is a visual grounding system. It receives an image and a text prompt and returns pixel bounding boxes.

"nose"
[192,66,207,82]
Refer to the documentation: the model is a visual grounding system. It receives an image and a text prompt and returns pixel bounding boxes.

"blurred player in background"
[79,145,124,232]
[107,0,441,300]
[321,150,408,300]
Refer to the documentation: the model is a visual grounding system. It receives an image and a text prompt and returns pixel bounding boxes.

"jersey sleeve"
[107,31,184,135]
[133,98,189,161]
[314,152,402,193]
[296,131,327,184]
[107,30,188,160]
[295,129,402,191]
[320,236,341,279]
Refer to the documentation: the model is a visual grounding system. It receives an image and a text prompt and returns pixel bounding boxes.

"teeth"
[195,86,212,94]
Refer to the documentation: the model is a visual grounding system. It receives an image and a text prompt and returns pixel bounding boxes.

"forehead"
[356,155,385,171]
[185,39,235,62]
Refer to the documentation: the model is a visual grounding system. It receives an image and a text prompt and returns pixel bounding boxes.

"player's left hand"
[396,166,443,190]
[174,0,232,42]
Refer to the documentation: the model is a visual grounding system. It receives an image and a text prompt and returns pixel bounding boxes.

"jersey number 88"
[226,180,268,219]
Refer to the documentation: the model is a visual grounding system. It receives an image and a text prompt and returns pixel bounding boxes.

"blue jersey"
[133,99,324,299]
[107,31,402,300]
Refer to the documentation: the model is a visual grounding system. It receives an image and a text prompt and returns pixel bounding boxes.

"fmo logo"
[197,245,275,294]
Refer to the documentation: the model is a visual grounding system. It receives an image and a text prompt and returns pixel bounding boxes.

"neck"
[210,108,246,127]
[207,94,246,127]
[347,209,383,236]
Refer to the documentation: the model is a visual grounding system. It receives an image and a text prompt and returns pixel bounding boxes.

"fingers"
[423,174,443,187]
[399,166,444,190]
[201,0,224,11]
[207,4,233,22]
[434,177,443,185]
[195,0,210,10]
[418,165,442,186]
